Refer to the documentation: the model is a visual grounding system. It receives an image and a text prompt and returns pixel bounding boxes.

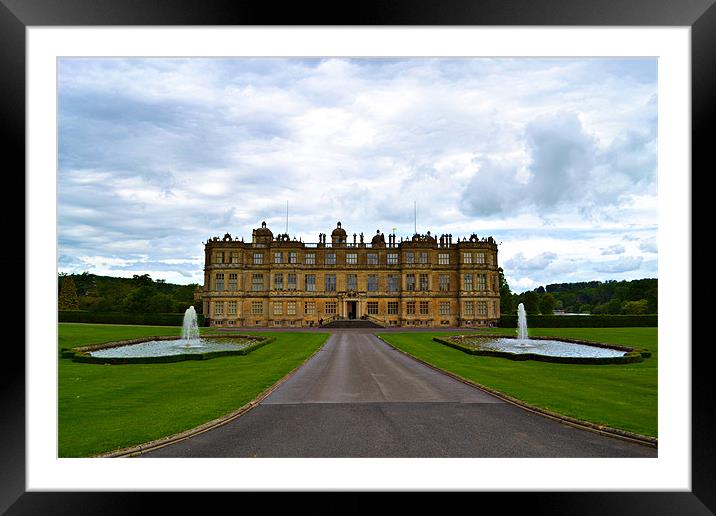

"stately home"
[198,221,500,328]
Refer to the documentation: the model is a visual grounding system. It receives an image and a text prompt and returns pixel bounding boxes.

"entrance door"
[348,301,357,319]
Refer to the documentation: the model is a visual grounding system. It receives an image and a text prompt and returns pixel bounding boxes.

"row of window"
[213,300,496,317]
[215,272,496,292]
[213,251,492,266]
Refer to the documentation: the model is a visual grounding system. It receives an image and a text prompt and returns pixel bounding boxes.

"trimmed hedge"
[499,314,657,328]
[61,335,273,365]
[58,310,206,327]
[434,336,650,365]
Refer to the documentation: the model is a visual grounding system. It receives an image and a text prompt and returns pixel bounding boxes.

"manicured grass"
[58,323,328,457]
[379,328,657,437]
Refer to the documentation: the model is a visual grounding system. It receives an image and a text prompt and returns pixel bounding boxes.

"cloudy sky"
[58,57,657,292]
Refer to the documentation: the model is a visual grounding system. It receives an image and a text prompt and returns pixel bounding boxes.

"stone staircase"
[321,319,385,329]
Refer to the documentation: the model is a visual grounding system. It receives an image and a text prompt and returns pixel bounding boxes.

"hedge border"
[435,335,651,365]
[59,310,206,327]
[376,335,657,447]
[60,334,274,365]
[499,314,657,328]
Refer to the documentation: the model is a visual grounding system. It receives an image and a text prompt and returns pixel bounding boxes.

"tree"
[497,267,513,315]
[123,285,157,313]
[58,276,79,310]
[145,292,174,313]
[539,293,557,315]
[132,274,153,286]
[606,298,623,315]
[521,290,541,315]
[622,299,648,315]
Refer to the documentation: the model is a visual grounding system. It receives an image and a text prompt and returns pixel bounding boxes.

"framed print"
[5,0,711,513]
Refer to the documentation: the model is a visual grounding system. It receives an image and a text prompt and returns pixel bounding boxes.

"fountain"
[181,306,201,347]
[72,303,270,362]
[516,302,529,342]
[438,302,639,362]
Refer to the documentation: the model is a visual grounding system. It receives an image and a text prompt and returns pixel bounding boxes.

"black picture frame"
[4,0,709,512]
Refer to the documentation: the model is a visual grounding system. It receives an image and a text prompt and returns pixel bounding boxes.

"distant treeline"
[58,272,202,314]
[501,275,657,316]
[59,271,656,318]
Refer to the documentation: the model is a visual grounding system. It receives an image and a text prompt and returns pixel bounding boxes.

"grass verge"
[378,327,657,438]
[58,323,327,457]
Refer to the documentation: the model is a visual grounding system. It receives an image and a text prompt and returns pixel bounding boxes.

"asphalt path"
[144,332,656,458]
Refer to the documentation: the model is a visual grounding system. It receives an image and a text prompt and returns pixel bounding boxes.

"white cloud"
[58,57,657,287]
[593,256,644,273]
[601,245,625,255]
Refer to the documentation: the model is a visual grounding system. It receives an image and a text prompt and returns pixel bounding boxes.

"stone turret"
[252,221,273,244]
[331,221,347,246]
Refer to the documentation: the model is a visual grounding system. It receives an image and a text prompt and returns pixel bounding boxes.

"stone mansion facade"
[198,221,500,328]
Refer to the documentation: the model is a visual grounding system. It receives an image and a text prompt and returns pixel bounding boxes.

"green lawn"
[58,323,328,457]
[379,327,658,438]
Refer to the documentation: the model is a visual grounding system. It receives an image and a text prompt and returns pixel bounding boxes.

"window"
[273,302,283,315]
[289,251,297,264]
[367,302,378,315]
[404,252,414,264]
[228,301,237,315]
[367,253,378,265]
[439,302,451,315]
[439,274,450,291]
[420,300,429,315]
[228,273,237,291]
[477,274,486,291]
[476,252,485,264]
[347,274,357,291]
[346,253,357,264]
[420,273,429,291]
[463,252,472,264]
[253,253,263,265]
[387,274,399,292]
[464,301,474,315]
[305,274,316,292]
[477,301,488,315]
[325,253,336,265]
[305,302,316,315]
[252,273,264,291]
[406,274,415,291]
[274,251,283,264]
[305,253,315,265]
[419,251,428,264]
[387,302,398,314]
[325,302,336,314]
[464,273,473,291]
[387,253,398,265]
[367,274,378,292]
[288,273,297,290]
[325,274,336,292]
[406,301,416,315]
[438,253,450,265]
[251,301,263,315]
[287,301,296,315]
[214,301,224,316]
[231,251,239,264]
[213,252,223,264]
[215,273,224,291]
[492,301,497,316]
[274,273,283,290]
[494,276,499,292]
